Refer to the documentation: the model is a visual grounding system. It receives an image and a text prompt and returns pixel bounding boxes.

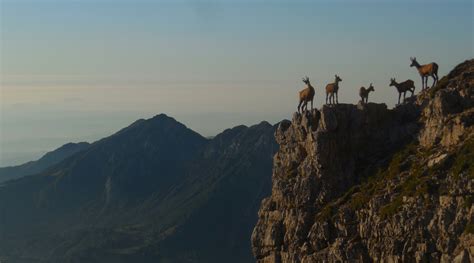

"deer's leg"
[398,92,401,105]
[432,74,437,88]
[311,99,313,110]
[297,100,303,113]
[336,92,339,104]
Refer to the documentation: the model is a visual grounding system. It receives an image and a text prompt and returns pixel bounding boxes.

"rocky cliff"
[252,59,474,263]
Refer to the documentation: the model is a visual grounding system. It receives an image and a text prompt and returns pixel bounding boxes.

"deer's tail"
[433,63,439,75]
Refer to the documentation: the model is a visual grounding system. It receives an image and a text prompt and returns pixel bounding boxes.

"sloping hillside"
[0,115,277,263]
[0,142,90,183]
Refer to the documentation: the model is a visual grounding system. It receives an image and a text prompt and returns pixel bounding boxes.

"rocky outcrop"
[418,60,474,148]
[252,59,474,263]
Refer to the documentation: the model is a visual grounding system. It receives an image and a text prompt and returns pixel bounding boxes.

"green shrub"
[451,138,474,179]
[317,204,335,222]
[464,223,474,234]
[464,195,474,209]
[379,196,403,219]
[349,192,371,211]
[429,76,449,98]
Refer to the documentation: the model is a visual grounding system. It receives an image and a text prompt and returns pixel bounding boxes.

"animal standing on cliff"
[410,57,439,90]
[390,78,415,105]
[325,75,342,105]
[359,83,375,104]
[297,76,315,113]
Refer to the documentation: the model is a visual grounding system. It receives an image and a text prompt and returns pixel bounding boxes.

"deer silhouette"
[325,75,342,105]
[410,57,439,90]
[359,83,375,104]
[390,78,415,105]
[297,76,315,113]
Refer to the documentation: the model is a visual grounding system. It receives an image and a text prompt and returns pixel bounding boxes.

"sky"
[0,0,473,166]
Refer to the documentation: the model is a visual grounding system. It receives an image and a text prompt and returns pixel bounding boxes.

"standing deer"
[297,76,315,113]
[410,57,439,90]
[325,75,342,104]
[389,78,415,105]
[359,83,375,104]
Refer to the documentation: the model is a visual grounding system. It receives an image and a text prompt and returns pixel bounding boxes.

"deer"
[359,83,375,104]
[410,57,439,90]
[325,75,342,105]
[297,76,315,113]
[389,78,415,105]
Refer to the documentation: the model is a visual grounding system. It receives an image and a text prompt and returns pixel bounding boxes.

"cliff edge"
[252,59,474,263]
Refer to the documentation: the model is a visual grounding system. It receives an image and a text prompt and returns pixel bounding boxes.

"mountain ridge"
[0,142,90,184]
[0,113,278,263]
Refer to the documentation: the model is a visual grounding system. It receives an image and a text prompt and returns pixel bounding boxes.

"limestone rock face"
[419,59,474,148]
[252,59,474,263]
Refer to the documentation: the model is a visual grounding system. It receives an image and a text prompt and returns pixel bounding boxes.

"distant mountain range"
[0,114,277,263]
[0,142,90,184]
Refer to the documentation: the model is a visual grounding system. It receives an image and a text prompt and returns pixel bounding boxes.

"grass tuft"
[379,196,403,219]
[464,223,474,234]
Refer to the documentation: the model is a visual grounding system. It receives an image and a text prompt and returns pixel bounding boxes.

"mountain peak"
[149,113,176,124]
[152,113,172,120]
[109,113,204,143]
[0,111,278,263]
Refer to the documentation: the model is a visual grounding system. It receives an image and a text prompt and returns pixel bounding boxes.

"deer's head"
[302,76,310,85]
[368,83,375,92]
[389,78,397,86]
[410,57,418,67]
[335,75,342,82]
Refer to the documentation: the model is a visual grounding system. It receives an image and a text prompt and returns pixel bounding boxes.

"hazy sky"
[0,0,473,166]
